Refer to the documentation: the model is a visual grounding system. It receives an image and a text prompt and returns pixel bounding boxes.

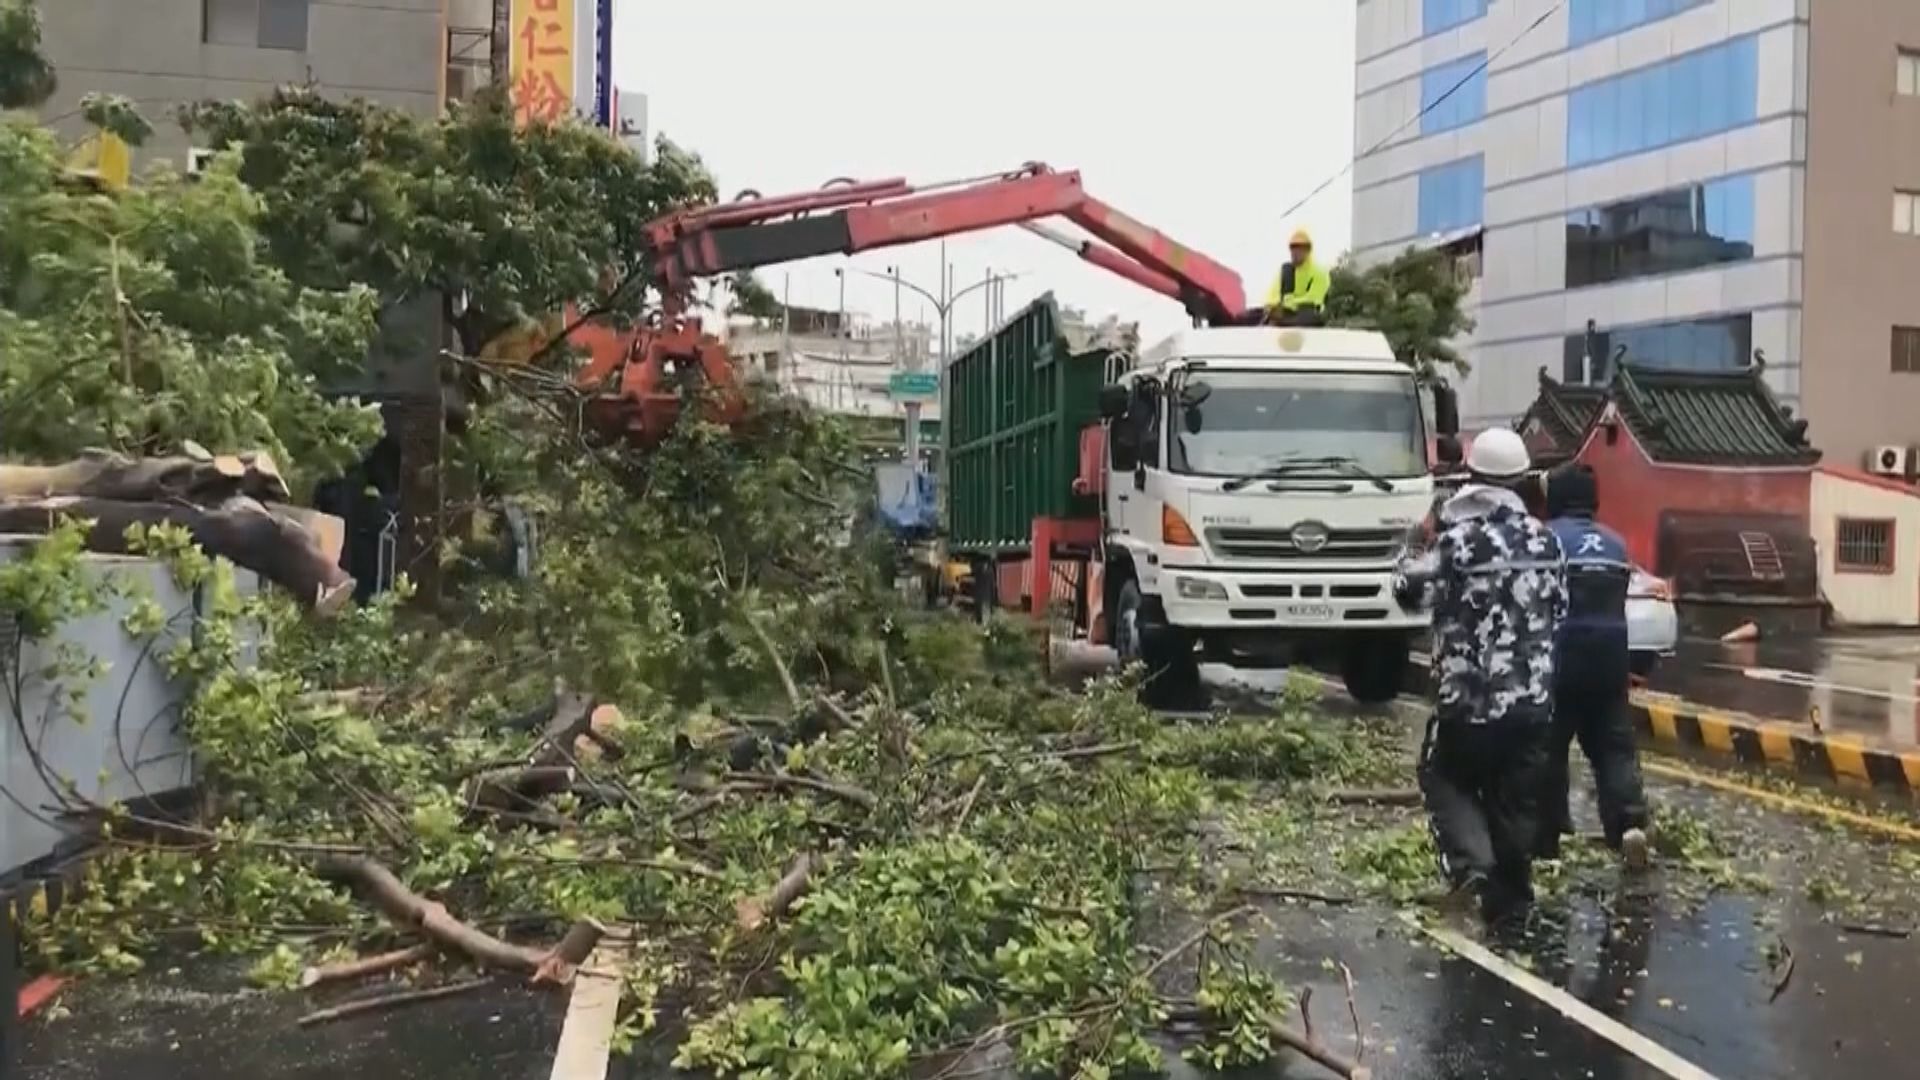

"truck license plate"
[1283,603,1335,622]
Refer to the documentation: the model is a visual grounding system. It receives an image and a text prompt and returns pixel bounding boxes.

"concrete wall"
[1571,405,1811,573]
[0,544,259,876]
[1810,469,1920,627]
[32,0,445,168]
[1800,0,1920,471]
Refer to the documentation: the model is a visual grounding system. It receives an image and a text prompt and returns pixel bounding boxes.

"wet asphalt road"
[1642,634,1920,749]
[17,653,1920,1079]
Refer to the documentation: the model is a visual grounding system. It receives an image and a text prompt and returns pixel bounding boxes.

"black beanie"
[1545,463,1599,517]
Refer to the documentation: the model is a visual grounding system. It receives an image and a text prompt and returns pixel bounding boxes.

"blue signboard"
[593,0,614,127]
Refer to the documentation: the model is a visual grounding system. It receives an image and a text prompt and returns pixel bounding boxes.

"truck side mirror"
[1431,383,1460,436]
[1434,435,1463,468]
[1098,384,1130,420]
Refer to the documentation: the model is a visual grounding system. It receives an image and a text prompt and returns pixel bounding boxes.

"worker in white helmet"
[1392,427,1569,928]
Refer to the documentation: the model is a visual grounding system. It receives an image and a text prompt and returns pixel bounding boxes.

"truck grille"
[1204,526,1401,562]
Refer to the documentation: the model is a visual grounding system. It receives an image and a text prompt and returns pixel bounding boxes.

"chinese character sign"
[510,0,576,125]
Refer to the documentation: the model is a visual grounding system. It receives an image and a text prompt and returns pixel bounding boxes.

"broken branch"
[726,770,877,812]
[298,944,434,990]
[736,851,815,932]
[314,854,601,984]
[1323,788,1421,807]
[744,611,802,711]
[1269,1018,1373,1080]
[295,977,491,1028]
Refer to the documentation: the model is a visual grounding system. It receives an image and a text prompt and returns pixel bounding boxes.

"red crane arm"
[648,165,1248,324]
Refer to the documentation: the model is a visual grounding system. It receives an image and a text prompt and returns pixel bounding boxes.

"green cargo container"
[944,293,1135,553]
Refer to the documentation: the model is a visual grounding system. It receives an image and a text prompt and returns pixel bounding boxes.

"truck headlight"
[1174,576,1228,601]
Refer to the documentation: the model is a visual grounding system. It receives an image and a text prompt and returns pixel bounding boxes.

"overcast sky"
[615,0,1358,344]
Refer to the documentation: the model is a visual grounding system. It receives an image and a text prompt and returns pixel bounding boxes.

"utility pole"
[836,268,847,412]
[897,265,917,466]
[778,272,791,389]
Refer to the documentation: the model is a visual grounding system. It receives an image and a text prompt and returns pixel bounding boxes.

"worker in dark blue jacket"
[1538,463,1651,868]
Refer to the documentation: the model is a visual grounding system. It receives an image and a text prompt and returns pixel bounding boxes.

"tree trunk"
[0,496,352,614]
[0,448,288,503]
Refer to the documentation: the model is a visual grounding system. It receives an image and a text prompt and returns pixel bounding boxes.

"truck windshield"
[1168,370,1424,480]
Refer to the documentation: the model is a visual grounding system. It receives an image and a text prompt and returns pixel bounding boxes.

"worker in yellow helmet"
[1263,229,1331,326]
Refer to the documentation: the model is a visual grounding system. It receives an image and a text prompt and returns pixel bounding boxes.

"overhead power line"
[1279,0,1568,222]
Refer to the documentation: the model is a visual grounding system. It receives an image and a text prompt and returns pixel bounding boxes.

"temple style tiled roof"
[1609,364,1820,467]
[1517,367,1607,453]
[1514,364,1821,468]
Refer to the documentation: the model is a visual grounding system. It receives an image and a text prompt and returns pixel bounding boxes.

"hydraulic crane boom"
[575,163,1249,447]
[650,164,1247,324]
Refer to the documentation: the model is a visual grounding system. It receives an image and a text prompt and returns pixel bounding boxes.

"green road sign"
[888,371,940,401]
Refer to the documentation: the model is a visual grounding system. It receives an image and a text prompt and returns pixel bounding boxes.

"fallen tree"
[0,492,352,613]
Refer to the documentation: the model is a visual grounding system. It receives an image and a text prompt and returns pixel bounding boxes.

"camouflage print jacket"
[1393,484,1568,726]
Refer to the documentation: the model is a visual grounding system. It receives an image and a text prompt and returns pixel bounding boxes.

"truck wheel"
[1341,633,1409,705]
[1114,579,1206,709]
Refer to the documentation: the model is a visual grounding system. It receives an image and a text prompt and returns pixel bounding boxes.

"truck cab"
[1097,326,1461,704]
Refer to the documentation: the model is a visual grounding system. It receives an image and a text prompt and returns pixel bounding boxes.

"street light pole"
[842,264,1018,465]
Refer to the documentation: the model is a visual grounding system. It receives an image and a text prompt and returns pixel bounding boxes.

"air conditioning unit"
[1867,445,1912,477]
[184,147,216,179]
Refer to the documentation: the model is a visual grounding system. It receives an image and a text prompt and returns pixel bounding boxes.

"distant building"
[1352,0,1920,469]
[32,0,444,168]
[727,308,940,453]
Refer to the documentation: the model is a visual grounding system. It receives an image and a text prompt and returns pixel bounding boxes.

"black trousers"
[1419,714,1551,919]
[1541,649,1649,853]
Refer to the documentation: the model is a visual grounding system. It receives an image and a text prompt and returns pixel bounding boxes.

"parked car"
[1628,566,1678,677]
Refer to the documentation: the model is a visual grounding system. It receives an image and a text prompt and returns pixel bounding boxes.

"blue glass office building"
[1351,0,1920,467]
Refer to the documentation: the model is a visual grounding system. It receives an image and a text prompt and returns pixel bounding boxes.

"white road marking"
[1704,663,1920,706]
[1410,916,1722,1080]
[549,945,625,1080]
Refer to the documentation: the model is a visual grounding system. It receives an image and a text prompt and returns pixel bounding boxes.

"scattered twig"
[726,770,877,812]
[1299,986,1316,1044]
[814,693,858,732]
[503,852,725,882]
[467,765,577,811]
[298,943,434,989]
[296,977,491,1028]
[1269,1017,1373,1080]
[1324,788,1421,807]
[736,852,815,932]
[952,775,987,830]
[1233,886,1357,907]
[1340,962,1365,1063]
[744,611,802,711]
[1768,941,1795,1003]
[671,785,746,826]
[1841,922,1913,939]
[876,640,897,712]
[1043,741,1141,763]
[1141,905,1258,984]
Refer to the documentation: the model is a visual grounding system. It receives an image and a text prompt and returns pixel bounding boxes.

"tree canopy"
[1327,245,1476,382]
[0,119,382,488]
[179,88,718,359]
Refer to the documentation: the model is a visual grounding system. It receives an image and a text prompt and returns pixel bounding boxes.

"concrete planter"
[1,541,259,878]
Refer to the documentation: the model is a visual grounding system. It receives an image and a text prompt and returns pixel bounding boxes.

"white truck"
[1095,325,1462,705]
